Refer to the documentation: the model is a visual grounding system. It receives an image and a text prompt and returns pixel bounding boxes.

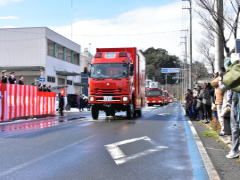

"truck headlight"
[123,97,128,102]
[89,97,94,101]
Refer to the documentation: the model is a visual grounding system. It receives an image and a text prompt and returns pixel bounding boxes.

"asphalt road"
[0,102,210,180]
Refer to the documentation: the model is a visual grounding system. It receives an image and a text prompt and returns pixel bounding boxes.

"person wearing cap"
[1,70,8,84]
[8,72,16,84]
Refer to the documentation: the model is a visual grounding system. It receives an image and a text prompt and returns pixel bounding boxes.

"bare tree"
[196,0,240,56]
[198,39,215,73]
[197,26,215,73]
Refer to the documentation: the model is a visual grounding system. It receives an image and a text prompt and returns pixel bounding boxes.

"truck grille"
[94,89,122,94]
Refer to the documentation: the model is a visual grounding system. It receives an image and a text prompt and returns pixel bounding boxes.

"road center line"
[0,135,95,177]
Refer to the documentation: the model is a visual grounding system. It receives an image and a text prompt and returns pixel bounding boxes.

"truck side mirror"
[130,64,134,76]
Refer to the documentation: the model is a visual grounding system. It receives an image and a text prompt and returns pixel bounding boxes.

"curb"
[180,104,221,180]
[188,120,221,180]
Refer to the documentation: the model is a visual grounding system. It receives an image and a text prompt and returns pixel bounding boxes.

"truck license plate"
[104,96,112,101]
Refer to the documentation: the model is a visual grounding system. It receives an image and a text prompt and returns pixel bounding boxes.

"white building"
[0,27,82,94]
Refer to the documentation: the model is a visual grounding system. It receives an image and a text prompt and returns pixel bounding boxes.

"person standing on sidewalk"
[226,92,240,159]
[200,83,213,123]
[58,93,65,116]
[211,70,225,136]
[185,89,194,119]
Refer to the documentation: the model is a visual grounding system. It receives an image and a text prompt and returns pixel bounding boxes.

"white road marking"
[0,135,95,177]
[157,113,170,116]
[105,136,168,165]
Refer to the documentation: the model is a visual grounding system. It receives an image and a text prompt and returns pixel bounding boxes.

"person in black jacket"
[18,75,24,85]
[1,70,8,83]
[59,93,65,116]
[8,72,16,84]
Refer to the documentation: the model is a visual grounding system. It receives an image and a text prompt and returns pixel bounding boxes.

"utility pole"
[182,0,192,89]
[181,36,188,98]
[181,29,188,96]
[215,0,224,72]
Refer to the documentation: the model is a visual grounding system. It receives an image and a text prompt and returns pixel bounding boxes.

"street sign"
[39,77,46,82]
[161,68,180,73]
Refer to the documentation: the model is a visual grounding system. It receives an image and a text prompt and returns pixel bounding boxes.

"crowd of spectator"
[1,70,53,93]
[185,57,240,159]
[1,70,24,85]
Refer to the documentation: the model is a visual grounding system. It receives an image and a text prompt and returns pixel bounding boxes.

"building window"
[58,78,65,85]
[47,40,54,56]
[66,49,71,62]
[47,76,56,83]
[74,53,80,65]
[47,39,80,65]
[67,80,73,85]
[54,43,58,57]
[57,45,64,60]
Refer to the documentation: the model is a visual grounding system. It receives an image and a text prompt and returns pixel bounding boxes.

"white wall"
[0,28,46,67]
[46,56,81,94]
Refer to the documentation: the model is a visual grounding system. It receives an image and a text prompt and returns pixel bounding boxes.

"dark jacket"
[8,76,16,84]
[18,80,24,85]
[59,96,65,110]
[1,76,8,83]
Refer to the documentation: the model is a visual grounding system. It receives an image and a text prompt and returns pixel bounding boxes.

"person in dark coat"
[38,84,43,91]
[1,70,8,83]
[79,95,84,111]
[8,72,16,84]
[59,93,65,116]
[47,85,51,92]
[42,84,48,92]
[18,75,24,85]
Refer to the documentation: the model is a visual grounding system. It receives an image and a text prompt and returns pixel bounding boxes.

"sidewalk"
[191,120,240,180]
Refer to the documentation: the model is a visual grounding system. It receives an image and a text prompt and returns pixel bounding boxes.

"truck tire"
[127,104,134,119]
[138,109,142,117]
[92,105,99,120]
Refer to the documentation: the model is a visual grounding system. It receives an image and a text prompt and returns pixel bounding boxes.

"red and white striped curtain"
[0,83,56,122]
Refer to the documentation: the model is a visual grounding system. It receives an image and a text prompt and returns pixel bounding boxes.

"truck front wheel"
[92,105,99,120]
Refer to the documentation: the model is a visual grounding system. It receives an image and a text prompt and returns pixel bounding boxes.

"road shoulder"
[192,120,240,180]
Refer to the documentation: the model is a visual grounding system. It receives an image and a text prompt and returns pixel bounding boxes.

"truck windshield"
[146,90,162,97]
[90,63,129,79]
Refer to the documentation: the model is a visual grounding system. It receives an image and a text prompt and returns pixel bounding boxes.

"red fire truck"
[88,47,146,120]
[168,94,174,103]
[146,88,163,106]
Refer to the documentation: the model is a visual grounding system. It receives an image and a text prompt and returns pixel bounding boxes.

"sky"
[0,0,203,60]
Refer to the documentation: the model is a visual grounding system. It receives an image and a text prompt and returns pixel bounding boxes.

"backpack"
[223,61,240,92]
